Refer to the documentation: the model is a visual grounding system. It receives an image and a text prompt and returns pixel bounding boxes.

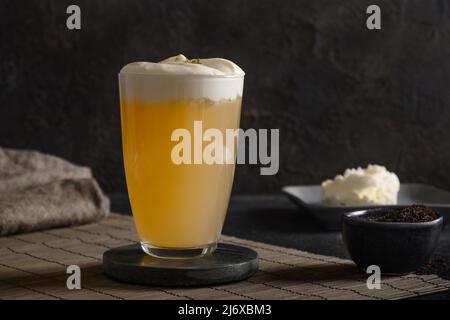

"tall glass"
[119,72,244,259]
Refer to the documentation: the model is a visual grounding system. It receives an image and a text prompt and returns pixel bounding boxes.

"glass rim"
[118,72,245,80]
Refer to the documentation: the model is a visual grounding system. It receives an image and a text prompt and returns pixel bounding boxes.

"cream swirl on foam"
[119,54,245,102]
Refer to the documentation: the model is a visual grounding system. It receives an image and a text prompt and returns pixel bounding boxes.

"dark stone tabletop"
[110,193,450,300]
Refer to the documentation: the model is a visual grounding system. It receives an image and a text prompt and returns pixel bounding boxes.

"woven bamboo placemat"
[0,213,449,300]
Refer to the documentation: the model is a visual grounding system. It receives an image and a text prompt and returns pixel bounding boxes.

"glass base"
[140,241,217,259]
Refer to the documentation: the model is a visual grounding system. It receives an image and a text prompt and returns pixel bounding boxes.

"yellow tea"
[121,98,241,249]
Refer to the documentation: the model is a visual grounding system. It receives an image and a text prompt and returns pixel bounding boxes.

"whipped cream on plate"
[321,165,400,206]
[119,55,245,102]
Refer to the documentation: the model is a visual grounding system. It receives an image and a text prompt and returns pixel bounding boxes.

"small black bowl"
[342,208,443,274]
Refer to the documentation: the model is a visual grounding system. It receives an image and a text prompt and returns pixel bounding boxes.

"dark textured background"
[1,0,449,194]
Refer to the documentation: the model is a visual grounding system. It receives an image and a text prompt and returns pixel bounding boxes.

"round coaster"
[103,243,259,287]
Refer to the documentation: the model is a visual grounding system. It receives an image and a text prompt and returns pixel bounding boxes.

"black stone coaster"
[103,243,259,287]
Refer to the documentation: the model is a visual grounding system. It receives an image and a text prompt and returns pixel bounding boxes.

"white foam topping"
[119,55,245,102]
[121,54,245,76]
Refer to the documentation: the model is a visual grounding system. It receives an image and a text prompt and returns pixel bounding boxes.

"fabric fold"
[0,147,110,236]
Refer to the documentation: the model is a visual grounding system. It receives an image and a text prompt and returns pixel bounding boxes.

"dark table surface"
[110,194,450,300]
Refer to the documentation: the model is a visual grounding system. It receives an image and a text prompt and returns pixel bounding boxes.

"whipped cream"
[119,55,244,102]
[321,165,400,206]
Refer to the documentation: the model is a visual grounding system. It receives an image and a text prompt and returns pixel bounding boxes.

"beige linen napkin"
[0,147,110,236]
